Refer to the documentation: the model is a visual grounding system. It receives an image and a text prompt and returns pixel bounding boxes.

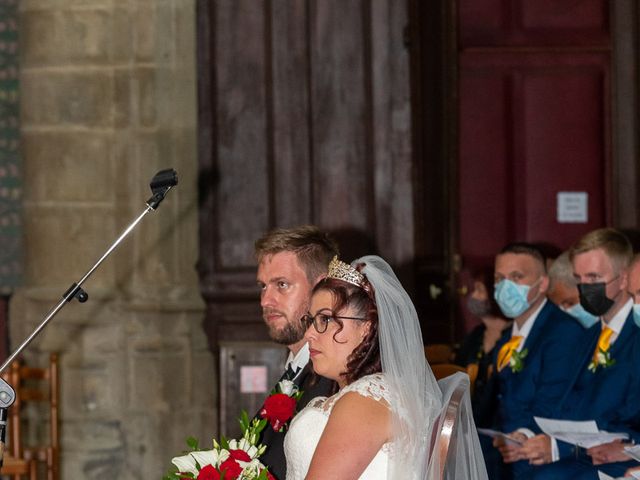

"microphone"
[147,168,178,209]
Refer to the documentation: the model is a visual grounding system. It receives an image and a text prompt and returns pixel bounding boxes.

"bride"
[283,255,487,480]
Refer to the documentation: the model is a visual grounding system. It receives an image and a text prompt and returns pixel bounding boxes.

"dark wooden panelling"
[309,1,372,231]
[216,1,270,270]
[612,1,640,228]
[459,0,610,47]
[459,53,610,255]
[198,0,414,426]
[271,0,312,226]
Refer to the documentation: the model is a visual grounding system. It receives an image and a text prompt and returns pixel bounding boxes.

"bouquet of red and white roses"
[164,412,274,480]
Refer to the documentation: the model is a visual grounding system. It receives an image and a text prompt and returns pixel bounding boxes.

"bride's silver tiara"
[327,256,365,288]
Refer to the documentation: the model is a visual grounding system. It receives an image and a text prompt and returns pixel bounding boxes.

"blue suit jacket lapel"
[556,323,601,409]
[609,311,634,357]
[521,301,550,353]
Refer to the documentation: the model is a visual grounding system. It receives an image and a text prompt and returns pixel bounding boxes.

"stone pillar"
[14,1,212,478]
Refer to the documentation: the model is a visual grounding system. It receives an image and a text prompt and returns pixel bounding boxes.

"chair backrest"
[5,353,59,480]
[465,363,479,395]
[431,363,466,381]
[424,344,455,365]
[432,379,467,480]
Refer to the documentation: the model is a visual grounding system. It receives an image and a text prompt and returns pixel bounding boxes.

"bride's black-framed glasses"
[302,312,366,334]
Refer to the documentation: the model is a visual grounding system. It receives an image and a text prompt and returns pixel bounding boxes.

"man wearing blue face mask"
[524,228,640,479]
[483,243,586,480]
[628,254,640,328]
[547,251,599,328]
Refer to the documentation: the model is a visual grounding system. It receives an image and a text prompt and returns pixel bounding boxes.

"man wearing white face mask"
[482,243,586,480]
[524,229,640,480]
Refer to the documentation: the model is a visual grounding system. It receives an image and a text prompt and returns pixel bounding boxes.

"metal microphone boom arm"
[0,168,177,466]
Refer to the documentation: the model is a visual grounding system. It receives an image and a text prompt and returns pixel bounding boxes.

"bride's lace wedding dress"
[284,373,392,480]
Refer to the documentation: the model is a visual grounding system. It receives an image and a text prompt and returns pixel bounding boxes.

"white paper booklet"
[625,444,640,462]
[477,428,523,446]
[597,471,640,480]
[534,417,629,448]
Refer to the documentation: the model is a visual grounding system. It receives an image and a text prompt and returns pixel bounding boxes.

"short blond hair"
[255,225,339,282]
[569,228,633,274]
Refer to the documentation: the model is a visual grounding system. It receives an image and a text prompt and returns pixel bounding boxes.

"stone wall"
[12,1,212,478]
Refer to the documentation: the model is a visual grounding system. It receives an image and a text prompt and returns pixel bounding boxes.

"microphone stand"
[0,168,178,467]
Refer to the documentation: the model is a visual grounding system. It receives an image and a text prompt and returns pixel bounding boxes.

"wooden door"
[456,1,612,333]
[197,0,413,434]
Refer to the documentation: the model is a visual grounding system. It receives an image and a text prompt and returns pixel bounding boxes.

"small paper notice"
[557,192,588,223]
[240,366,268,393]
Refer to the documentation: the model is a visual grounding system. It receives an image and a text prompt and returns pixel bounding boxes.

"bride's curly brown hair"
[311,273,381,385]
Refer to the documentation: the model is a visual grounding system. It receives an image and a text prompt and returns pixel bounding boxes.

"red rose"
[264,469,276,480]
[260,393,297,431]
[229,449,251,462]
[219,457,243,480]
[197,464,221,480]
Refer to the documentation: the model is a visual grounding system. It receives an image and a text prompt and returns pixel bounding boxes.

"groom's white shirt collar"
[286,342,310,381]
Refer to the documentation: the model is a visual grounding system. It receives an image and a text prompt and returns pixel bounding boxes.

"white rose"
[189,449,221,470]
[171,453,202,475]
[278,379,297,396]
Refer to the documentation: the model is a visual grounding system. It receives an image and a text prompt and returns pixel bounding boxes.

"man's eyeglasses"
[301,312,366,334]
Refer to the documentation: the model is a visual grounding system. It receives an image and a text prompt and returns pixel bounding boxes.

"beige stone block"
[23,205,116,285]
[21,70,114,127]
[21,9,113,67]
[113,68,131,128]
[21,0,114,10]
[22,131,113,202]
[128,350,189,412]
[135,66,158,127]
[110,8,134,63]
[82,324,123,353]
[131,3,154,63]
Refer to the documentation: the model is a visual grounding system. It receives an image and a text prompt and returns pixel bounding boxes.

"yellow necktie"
[497,335,523,372]
[593,326,614,363]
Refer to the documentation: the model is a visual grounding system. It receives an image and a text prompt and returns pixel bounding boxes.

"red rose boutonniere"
[259,379,304,432]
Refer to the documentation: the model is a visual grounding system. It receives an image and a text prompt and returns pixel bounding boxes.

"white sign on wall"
[240,365,268,393]
[557,192,588,223]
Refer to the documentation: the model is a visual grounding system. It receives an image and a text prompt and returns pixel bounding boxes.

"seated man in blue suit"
[522,228,640,479]
[483,243,585,479]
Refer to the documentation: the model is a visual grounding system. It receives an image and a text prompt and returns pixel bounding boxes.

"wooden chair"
[465,363,479,395]
[0,353,60,480]
[431,363,466,381]
[429,376,468,480]
[436,379,467,479]
[424,344,455,365]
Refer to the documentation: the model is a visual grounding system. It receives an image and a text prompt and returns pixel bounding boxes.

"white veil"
[355,256,487,480]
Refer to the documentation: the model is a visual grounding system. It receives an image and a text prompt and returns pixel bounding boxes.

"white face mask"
[633,304,640,328]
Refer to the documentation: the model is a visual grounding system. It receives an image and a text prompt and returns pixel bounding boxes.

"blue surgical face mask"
[494,279,538,319]
[633,304,640,328]
[565,303,599,329]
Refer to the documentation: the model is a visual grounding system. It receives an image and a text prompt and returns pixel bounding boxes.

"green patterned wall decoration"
[0,0,21,289]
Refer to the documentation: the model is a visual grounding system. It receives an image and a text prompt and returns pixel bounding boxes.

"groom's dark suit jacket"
[258,362,335,480]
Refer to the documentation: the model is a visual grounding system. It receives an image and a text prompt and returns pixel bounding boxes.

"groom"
[254,225,338,480]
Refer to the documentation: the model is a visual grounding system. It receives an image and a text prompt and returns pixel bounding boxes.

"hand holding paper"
[534,417,629,449]
[477,428,524,447]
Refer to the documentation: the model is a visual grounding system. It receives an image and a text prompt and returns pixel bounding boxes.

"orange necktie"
[497,335,523,372]
[592,326,614,363]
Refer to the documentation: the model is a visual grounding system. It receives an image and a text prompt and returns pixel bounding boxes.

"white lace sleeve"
[323,373,391,411]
